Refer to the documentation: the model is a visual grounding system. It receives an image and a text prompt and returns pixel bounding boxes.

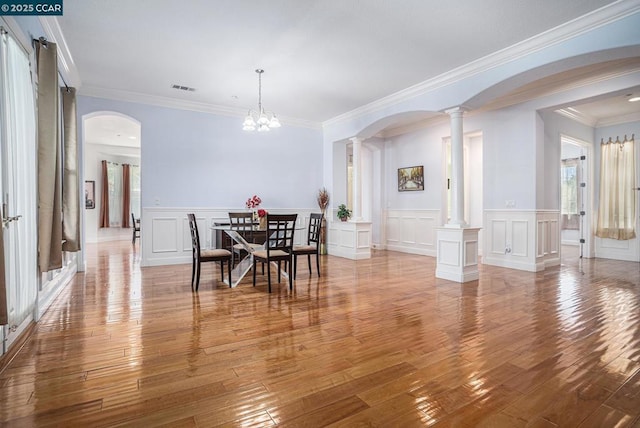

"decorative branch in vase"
[317,187,329,215]
[317,187,330,255]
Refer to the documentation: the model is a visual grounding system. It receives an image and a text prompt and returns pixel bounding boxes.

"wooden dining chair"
[252,213,298,292]
[131,213,140,244]
[228,212,262,266]
[187,213,232,291]
[293,213,323,279]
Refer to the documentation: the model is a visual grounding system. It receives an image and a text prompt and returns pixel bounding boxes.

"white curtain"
[1,33,38,326]
[130,164,140,219]
[596,136,636,240]
[107,162,122,227]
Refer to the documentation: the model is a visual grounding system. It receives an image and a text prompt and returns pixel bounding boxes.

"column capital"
[349,136,363,144]
[444,106,468,116]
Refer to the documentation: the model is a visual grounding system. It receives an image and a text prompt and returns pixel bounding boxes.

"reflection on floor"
[1,241,639,426]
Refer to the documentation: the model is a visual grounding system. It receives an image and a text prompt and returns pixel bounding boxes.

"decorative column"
[436,107,480,283]
[327,137,371,260]
[447,107,467,228]
[350,137,363,221]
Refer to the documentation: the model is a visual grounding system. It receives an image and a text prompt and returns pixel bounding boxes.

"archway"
[82,112,141,245]
[334,110,456,254]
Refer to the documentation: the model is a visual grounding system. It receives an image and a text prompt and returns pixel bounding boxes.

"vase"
[259,216,267,230]
[320,215,327,255]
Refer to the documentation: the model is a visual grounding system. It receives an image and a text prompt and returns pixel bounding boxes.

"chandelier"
[242,69,281,132]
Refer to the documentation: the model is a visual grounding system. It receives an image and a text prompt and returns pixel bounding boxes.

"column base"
[327,220,372,260]
[436,227,481,283]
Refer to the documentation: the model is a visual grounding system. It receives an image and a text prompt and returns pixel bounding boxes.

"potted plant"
[337,204,351,222]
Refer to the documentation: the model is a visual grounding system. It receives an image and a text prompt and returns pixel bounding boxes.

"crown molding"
[324,0,640,127]
[596,110,640,127]
[480,66,640,114]
[556,105,640,128]
[555,108,598,127]
[39,16,82,87]
[78,85,322,130]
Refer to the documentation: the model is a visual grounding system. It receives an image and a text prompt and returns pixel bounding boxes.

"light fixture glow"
[242,69,281,132]
[628,96,640,102]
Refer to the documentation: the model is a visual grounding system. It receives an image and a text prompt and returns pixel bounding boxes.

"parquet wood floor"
[1,242,640,427]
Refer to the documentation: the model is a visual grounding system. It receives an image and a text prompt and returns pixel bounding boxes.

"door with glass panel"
[0,28,38,353]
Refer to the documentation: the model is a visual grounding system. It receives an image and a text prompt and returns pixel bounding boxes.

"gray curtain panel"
[62,87,80,252]
[99,160,109,228]
[36,40,63,272]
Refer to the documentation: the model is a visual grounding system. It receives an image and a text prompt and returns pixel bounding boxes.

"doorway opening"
[560,135,591,261]
[82,113,141,244]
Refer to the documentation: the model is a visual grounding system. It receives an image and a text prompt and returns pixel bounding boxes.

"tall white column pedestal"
[436,227,481,282]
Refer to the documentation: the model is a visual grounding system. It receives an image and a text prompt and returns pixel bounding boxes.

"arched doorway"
[82,112,141,245]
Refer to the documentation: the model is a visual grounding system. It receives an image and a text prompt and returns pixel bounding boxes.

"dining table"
[210,223,303,287]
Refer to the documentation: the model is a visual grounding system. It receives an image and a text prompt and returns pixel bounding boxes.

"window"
[106,161,122,227]
[561,158,580,230]
[130,164,140,218]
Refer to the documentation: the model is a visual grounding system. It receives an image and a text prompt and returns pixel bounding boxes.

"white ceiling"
[56,0,639,129]
[84,115,141,148]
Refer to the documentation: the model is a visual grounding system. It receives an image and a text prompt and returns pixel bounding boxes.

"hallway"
[0,242,639,426]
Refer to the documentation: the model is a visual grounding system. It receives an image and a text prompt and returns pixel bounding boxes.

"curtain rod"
[601,134,635,145]
[105,160,140,168]
[33,36,71,92]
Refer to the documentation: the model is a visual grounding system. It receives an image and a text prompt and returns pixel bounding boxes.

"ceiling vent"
[171,84,196,92]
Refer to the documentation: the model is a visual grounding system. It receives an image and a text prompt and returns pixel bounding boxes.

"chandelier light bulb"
[269,115,281,128]
[243,114,256,127]
[258,111,270,125]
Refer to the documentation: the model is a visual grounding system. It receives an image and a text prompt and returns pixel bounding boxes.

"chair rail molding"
[141,207,313,267]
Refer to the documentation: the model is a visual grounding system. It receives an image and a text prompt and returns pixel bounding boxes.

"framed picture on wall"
[85,180,95,209]
[398,165,424,191]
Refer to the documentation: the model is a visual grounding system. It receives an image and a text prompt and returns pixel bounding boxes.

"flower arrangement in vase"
[257,208,268,229]
[246,195,261,210]
[245,195,262,222]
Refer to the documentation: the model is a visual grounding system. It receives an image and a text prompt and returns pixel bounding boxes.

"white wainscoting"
[483,210,560,272]
[327,220,372,260]
[385,210,441,257]
[141,207,313,267]
[595,235,640,262]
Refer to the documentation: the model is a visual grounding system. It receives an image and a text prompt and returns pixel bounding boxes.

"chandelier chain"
[257,69,263,111]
